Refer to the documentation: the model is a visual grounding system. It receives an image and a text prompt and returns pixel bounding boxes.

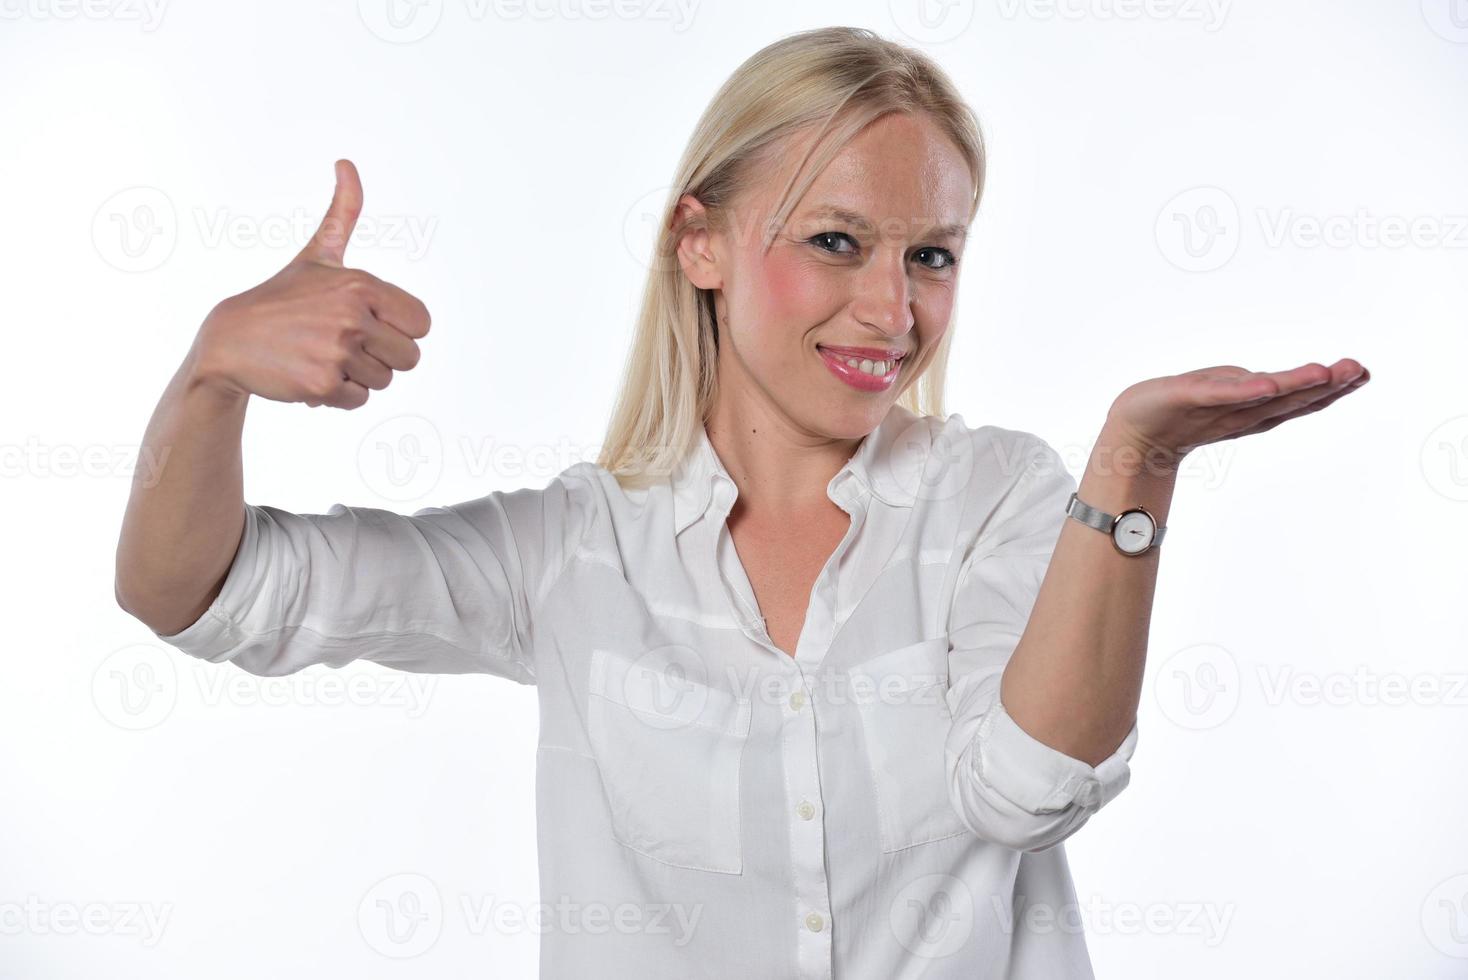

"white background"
[3,0,1465,977]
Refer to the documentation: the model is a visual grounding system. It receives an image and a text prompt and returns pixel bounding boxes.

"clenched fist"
[189,159,431,410]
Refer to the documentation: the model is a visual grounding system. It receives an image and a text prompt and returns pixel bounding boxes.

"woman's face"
[678,111,975,440]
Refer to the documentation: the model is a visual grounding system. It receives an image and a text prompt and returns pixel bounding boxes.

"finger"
[323,378,371,410]
[1213,366,1366,432]
[360,315,422,372]
[1221,380,1367,440]
[297,159,363,268]
[1192,361,1344,408]
[342,341,394,391]
[354,271,431,339]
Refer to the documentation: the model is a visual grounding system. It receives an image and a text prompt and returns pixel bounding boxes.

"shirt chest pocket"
[849,637,970,852]
[586,647,752,874]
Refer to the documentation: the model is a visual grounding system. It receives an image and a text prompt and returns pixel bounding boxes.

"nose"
[851,251,916,341]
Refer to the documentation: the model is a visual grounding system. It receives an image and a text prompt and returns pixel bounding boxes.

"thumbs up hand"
[189,159,431,409]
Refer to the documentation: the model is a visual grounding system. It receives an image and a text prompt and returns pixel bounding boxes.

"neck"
[702,395,861,518]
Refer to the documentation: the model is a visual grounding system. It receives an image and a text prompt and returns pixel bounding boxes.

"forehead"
[758,112,975,234]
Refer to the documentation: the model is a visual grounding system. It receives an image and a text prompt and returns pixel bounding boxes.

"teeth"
[843,356,895,376]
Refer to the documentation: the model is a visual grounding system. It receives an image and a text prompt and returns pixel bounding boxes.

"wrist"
[1076,425,1179,532]
[180,345,248,408]
[1093,419,1183,481]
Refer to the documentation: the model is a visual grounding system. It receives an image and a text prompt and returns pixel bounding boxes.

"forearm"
[998,420,1178,767]
[114,343,250,634]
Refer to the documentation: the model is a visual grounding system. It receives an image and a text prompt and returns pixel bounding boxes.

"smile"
[816,344,906,392]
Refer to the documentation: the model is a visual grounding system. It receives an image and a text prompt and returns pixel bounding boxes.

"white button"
[796,801,816,821]
[788,690,806,711]
[804,912,824,933]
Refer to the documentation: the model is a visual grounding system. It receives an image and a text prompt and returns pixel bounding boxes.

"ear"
[671,193,724,290]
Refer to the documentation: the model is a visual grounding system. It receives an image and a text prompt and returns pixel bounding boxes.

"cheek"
[757,248,840,328]
[913,287,956,342]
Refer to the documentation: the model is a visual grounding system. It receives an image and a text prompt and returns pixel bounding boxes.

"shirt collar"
[671,404,933,535]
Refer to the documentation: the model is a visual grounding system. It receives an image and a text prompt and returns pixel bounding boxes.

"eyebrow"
[802,204,969,242]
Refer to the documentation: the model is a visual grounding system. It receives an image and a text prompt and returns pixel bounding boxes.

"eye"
[808,231,857,255]
[915,246,958,271]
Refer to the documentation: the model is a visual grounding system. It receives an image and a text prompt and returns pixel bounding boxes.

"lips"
[816,344,909,361]
[816,344,903,392]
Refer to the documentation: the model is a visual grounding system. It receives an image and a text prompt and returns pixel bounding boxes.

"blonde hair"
[596,25,987,490]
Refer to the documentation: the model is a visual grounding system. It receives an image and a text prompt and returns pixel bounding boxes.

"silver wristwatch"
[1065,491,1167,556]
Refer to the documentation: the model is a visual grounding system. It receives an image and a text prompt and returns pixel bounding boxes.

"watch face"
[1112,510,1156,555]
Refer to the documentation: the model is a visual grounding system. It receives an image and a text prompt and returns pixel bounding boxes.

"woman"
[114,26,1368,979]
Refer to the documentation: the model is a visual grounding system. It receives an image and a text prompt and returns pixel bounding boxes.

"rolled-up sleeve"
[150,466,597,680]
[945,433,1138,853]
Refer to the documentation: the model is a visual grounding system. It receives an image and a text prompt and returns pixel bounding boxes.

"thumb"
[298,158,363,267]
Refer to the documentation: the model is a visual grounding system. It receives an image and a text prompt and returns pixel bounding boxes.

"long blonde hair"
[595,26,987,490]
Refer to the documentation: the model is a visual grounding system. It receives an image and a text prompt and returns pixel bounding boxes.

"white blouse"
[154,402,1138,979]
